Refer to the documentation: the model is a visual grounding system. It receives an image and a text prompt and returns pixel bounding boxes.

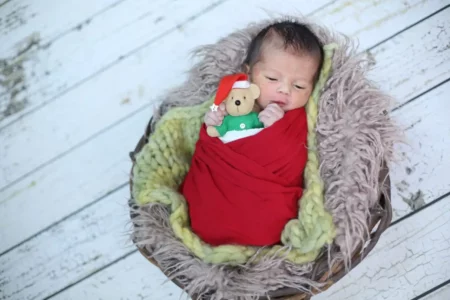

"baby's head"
[243,21,323,111]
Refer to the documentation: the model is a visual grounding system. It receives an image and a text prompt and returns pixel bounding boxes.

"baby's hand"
[204,103,228,126]
[258,103,285,127]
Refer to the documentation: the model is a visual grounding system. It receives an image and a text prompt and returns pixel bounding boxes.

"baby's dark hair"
[243,21,324,81]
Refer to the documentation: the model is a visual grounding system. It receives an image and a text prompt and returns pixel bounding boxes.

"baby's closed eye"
[265,75,305,89]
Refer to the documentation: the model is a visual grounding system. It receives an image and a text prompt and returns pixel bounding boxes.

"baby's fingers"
[206,112,225,126]
[258,114,270,126]
[205,115,217,126]
[267,104,284,118]
[258,109,269,119]
[218,103,228,115]
[214,112,225,123]
[204,115,213,126]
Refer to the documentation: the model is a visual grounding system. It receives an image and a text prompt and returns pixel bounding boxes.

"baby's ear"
[249,83,260,99]
[242,63,250,74]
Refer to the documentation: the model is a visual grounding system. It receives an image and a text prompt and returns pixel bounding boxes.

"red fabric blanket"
[180,107,308,247]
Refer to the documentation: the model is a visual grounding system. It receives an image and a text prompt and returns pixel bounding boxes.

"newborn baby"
[181,21,324,247]
[205,20,323,130]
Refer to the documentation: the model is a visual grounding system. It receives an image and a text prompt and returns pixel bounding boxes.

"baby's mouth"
[271,100,286,106]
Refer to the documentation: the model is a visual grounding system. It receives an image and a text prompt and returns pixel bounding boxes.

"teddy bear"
[207,73,264,139]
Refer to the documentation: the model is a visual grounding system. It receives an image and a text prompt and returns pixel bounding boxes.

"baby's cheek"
[292,93,310,108]
[256,84,272,108]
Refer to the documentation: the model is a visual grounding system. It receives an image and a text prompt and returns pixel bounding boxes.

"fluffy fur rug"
[129,14,400,300]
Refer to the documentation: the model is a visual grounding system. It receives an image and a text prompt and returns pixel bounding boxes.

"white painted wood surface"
[1,0,449,299]
[53,252,184,300]
[0,0,120,56]
[2,30,449,300]
[0,0,230,128]
[422,283,450,300]
[1,186,135,300]
[1,0,448,256]
[389,82,450,219]
[313,196,450,300]
[0,0,122,127]
[367,6,450,106]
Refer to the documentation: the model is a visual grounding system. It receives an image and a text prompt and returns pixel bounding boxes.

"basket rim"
[127,116,393,299]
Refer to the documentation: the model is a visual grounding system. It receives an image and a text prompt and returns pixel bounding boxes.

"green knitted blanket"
[132,44,337,266]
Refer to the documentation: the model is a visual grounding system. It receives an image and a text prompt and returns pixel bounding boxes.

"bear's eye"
[232,96,234,100]
[244,96,246,100]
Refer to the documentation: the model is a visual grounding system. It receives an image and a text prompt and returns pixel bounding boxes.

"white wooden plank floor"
[1,0,449,299]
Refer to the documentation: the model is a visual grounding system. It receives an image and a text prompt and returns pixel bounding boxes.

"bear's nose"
[235,100,241,106]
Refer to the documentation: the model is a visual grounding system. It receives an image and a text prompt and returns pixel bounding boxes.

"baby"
[182,21,325,247]
[204,21,323,129]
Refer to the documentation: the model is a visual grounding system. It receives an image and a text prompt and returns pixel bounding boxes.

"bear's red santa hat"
[210,73,250,111]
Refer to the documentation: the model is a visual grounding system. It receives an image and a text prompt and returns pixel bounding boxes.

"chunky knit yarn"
[132,44,337,265]
[281,44,337,253]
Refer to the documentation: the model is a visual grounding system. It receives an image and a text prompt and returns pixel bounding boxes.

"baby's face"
[249,46,320,112]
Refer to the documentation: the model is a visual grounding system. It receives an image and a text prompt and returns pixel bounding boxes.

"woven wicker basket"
[128,116,392,300]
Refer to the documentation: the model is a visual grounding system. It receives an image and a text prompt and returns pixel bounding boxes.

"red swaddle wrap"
[180,107,308,246]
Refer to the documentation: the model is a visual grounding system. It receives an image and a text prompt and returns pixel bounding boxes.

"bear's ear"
[249,83,260,99]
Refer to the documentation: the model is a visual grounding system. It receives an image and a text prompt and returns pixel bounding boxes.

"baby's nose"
[235,100,241,106]
[277,83,290,95]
